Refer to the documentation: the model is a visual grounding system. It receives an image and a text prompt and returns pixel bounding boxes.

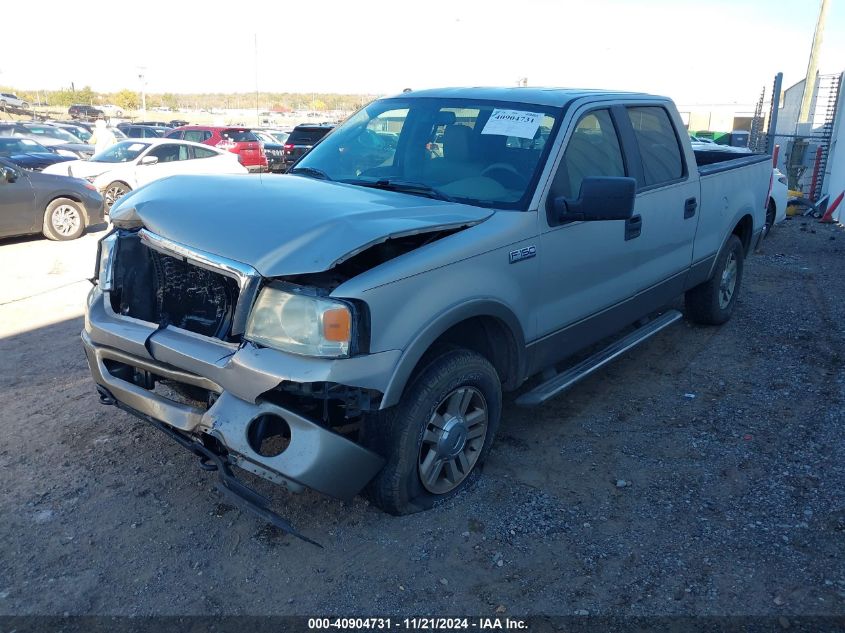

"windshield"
[294,97,560,210]
[60,126,91,142]
[271,131,289,144]
[90,141,150,163]
[25,126,79,143]
[0,137,48,154]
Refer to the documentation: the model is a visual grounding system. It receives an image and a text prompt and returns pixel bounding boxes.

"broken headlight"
[245,284,352,358]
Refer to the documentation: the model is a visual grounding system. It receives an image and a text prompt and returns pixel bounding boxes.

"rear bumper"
[82,288,394,499]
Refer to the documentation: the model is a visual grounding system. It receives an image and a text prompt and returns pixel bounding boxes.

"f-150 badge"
[509,245,536,263]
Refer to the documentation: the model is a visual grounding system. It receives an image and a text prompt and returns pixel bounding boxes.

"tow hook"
[97,386,116,406]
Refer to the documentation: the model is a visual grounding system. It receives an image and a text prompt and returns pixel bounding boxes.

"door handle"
[625,214,642,241]
[684,197,698,219]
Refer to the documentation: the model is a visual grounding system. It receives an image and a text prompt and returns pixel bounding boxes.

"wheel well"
[732,214,753,254]
[415,316,520,391]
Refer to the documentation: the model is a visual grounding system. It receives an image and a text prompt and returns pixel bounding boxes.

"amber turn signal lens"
[322,308,351,342]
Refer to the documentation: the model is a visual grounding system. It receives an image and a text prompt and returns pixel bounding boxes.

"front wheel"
[364,348,502,515]
[43,198,85,241]
[104,181,131,212]
[685,234,745,325]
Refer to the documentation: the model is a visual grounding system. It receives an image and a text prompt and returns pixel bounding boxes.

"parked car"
[0,123,94,158]
[43,138,248,211]
[46,122,93,143]
[86,87,772,540]
[0,93,30,111]
[252,130,285,173]
[133,121,173,128]
[68,104,104,121]
[266,129,290,144]
[98,104,125,118]
[769,167,788,230]
[282,124,333,171]
[0,157,103,241]
[117,124,169,139]
[166,126,267,172]
[0,137,76,171]
[168,119,189,128]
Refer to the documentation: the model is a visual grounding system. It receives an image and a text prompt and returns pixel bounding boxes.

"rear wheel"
[104,181,131,212]
[685,234,744,325]
[364,348,502,515]
[43,198,85,241]
[0,100,6,111]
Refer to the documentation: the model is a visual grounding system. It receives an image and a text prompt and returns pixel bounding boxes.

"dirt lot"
[1,219,843,619]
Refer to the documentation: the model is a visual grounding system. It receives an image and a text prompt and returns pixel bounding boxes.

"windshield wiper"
[342,178,455,202]
[288,166,332,181]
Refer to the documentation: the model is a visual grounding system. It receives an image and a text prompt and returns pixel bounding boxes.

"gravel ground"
[0,218,843,618]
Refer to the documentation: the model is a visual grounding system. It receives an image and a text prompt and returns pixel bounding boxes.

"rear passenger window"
[192,147,217,159]
[551,109,625,200]
[182,130,206,142]
[626,106,684,186]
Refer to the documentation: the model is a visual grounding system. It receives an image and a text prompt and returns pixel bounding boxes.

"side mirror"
[0,166,18,183]
[138,155,159,166]
[550,177,637,223]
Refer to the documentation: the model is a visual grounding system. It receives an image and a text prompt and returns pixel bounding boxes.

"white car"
[768,167,788,230]
[42,138,248,210]
[99,104,125,118]
[0,93,29,111]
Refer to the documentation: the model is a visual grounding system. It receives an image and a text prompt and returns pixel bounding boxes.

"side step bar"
[516,309,683,407]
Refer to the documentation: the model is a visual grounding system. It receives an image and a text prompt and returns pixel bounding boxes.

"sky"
[1,0,843,105]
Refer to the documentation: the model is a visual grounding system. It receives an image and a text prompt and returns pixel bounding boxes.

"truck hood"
[109,174,493,277]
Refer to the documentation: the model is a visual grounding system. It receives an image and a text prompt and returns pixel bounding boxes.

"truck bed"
[694,147,771,176]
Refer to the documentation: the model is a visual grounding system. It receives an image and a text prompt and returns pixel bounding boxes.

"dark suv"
[68,105,104,121]
[282,124,333,171]
[117,124,169,139]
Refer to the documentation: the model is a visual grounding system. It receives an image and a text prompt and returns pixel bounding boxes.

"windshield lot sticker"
[128,143,145,151]
[482,109,543,139]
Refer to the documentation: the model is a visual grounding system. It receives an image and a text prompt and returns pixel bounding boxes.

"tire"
[685,234,744,325]
[43,198,85,241]
[364,348,502,515]
[104,181,131,212]
[21,102,29,110]
[0,100,6,111]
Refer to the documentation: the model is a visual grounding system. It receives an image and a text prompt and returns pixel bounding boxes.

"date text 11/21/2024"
[307,617,529,630]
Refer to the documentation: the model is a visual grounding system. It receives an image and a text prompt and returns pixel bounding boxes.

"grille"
[111,233,240,340]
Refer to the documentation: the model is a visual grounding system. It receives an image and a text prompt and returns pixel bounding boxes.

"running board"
[515,310,683,407]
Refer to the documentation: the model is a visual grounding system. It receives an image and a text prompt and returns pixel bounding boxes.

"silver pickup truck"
[85,87,772,540]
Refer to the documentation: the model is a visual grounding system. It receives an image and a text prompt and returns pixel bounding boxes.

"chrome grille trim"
[138,229,261,336]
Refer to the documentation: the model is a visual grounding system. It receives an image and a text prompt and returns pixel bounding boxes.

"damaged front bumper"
[83,286,396,502]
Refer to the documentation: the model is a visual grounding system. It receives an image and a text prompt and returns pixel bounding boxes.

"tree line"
[0,85,377,112]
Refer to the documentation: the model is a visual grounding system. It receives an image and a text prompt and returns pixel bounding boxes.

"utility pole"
[254,34,260,126]
[799,0,831,123]
[137,67,147,114]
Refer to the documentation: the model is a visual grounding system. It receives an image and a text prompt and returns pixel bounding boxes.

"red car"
[165,126,267,172]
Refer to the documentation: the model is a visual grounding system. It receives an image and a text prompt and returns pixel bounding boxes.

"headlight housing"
[245,284,353,358]
[94,232,118,291]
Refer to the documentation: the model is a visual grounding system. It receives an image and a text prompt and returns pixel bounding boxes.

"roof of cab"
[388,87,663,108]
